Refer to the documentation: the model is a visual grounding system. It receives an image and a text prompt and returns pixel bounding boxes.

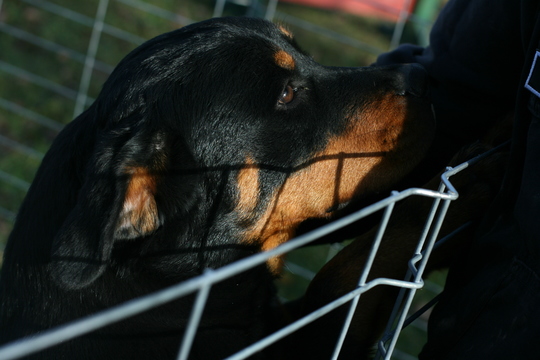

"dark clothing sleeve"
[374,1,540,359]
[376,0,536,149]
[380,0,540,250]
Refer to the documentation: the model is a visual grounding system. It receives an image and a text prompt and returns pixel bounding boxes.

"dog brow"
[278,25,293,39]
[274,49,295,71]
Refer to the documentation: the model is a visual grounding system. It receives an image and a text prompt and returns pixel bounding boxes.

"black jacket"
[378,0,540,256]
[377,1,540,358]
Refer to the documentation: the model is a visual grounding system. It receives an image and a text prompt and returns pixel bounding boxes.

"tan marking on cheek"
[118,167,159,236]
[236,158,288,274]
[243,94,411,274]
[274,50,295,71]
[236,157,260,218]
[317,94,410,199]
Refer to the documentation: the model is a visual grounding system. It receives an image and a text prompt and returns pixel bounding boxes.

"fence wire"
[0,158,477,360]
[0,0,445,358]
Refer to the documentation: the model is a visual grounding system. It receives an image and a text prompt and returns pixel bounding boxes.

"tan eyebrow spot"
[274,49,295,71]
[278,25,294,39]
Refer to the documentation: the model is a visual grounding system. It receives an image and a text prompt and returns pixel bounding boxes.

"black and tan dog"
[0,17,437,359]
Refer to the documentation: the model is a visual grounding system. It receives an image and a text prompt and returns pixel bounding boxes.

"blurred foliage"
[0,0,398,246]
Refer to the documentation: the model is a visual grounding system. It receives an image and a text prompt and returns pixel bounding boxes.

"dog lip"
[325,201,350,213]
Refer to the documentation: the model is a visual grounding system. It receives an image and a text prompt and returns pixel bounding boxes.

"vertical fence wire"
[390,0,413,48]
[21,0,146,46]
[73,0,109,117]
[176,269,214,360]
[332,199,397,360]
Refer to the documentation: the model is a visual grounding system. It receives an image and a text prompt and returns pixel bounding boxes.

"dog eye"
[278,85,296,105]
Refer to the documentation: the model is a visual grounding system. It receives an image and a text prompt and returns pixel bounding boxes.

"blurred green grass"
[0,0,397,246]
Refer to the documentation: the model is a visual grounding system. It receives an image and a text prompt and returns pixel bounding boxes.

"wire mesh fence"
[0,156,484,360]
[0,0,448,358]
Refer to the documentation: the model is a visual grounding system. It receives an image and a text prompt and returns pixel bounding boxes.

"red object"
[280,0,417,21]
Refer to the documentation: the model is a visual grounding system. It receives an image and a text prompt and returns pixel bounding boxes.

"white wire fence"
[0,153,489,360]
[0,0,446,358]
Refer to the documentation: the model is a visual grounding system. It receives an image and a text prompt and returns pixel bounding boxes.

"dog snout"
[394,63,429,98]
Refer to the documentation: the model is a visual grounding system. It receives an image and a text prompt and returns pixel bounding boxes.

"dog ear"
[50,136,165,290]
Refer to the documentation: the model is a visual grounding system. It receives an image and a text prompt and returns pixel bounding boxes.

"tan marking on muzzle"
[239,93,416,274]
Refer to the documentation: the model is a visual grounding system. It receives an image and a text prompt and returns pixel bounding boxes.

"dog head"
[19,17,435,287]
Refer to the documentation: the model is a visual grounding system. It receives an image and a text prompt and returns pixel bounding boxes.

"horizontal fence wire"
[21,0,147,46]
[0,0,445,359]
[274,11,386,55]
[0,22,116,73]
[115,0,196,26]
